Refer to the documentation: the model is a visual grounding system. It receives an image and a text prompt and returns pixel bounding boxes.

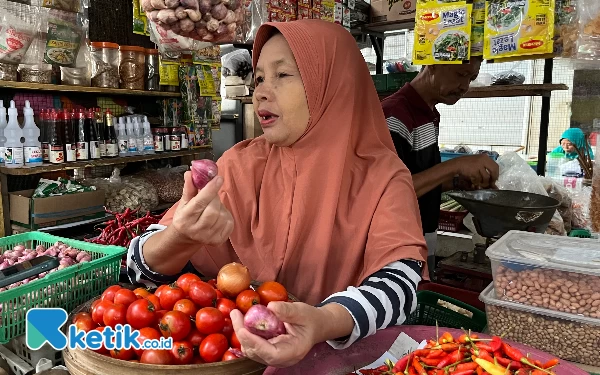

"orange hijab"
[160,20,427,305]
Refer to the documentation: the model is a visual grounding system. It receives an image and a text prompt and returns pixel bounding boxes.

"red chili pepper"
[490,337,502,352]
[392,353,414,373]
[495,357,511,367]
[515,369,528,375]
[453,362,479,372]
[542,358,559,369]
[476,367,483,375]
[508,361,523,370]
[439,332,454,344]
[427,350,446,359]
[533,359,543,368]
[449,371,474,375]
[437,350,463,369]
[531,370,546,375]
[493,351,504,359]
[476,349,494,363]
[435,343,460,352]
[375,364,389,371]
[414,349,431,357]
[408,367,418,375]
[458,334,469,344]
[501,343,523,362]
[475,343,493,352]
[413,357,427,375]
[419,357,442,366]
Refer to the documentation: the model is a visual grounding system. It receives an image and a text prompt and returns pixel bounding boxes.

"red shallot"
[243,304,287,340]
[191,159,219,190]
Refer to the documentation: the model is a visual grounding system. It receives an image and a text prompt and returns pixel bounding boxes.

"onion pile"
[142,0,244,43]
[191,159,219,190]
[0,242,92,292]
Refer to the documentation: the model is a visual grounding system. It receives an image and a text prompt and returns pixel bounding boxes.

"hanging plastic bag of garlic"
[142,0,248,43]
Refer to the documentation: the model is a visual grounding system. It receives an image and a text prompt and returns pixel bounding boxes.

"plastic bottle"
[4,101,24,168]
[117,117,128,157]
[22,100,43,166]
[126,117,138,155]
[0,101,7,164]
[142,116,155,154]
[133,117,144,154]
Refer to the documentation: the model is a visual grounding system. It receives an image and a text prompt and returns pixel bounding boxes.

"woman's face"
[253,33,310,147]
[561,139,575,154]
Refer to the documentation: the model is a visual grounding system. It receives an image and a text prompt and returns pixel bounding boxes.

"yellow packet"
[483,0,555,60]
[472,0,485,23]
[417,0,467,7]
[413,4,473,64]
[471,24,484,55]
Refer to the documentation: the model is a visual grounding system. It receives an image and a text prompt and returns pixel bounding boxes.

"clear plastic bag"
[137,165,187,203]
[491,63,526,85]
[540,177,573,233]
[496,152,566,235]
[572,186,592,230]
[576,0,600,60]
[143,0,247,44]
[84,168,159,212]
[0,1,39,65]
[221,49,251,78]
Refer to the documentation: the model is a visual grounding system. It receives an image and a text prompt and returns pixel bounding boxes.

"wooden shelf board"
[227,96,253,104]
[357,20,416,33]
[0,148,211,176]
[379,83,569,100]
[0,81,181,98]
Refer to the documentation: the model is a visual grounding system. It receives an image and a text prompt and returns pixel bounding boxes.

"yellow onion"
[217,262,251,298]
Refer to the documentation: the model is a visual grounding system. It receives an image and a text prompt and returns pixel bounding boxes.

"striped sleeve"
[126,224,203,288]
[318,260,423,350]
[386,116,413,150]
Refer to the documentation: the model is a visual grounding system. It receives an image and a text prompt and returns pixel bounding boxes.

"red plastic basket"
[438,209,468,232]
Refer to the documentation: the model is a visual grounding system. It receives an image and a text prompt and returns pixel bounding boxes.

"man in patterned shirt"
[381,57,499,278]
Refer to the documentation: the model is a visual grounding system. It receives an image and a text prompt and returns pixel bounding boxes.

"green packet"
[33,178,96,198]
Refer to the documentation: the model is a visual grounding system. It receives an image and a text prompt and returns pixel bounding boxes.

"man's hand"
[452,154,499,189]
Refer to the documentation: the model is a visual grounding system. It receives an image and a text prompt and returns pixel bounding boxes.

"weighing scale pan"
[448,190,560,239]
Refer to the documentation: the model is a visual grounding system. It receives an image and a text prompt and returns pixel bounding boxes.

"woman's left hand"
[229,301,326,368]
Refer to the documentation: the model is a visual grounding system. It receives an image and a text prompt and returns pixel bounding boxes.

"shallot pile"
[0,242,92,292]
[142,0,244,43]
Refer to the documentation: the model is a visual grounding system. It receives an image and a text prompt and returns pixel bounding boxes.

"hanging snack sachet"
[413,2,473,64]
[484,0,555,60]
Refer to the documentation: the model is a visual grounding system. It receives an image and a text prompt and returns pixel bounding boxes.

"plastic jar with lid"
[153,128,164,152]
[90,42,120,89]
[145,49,160,91]
[119,45,146,90]
[18,64,53,84]
[547,152,567,178]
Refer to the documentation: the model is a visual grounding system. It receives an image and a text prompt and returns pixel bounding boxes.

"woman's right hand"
[168,171,234,246]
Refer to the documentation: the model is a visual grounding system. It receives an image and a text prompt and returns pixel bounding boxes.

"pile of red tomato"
[71,273,290,365]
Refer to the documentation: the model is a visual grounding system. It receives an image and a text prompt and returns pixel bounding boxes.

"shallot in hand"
[243,304,287,340]
[191,159,218,190]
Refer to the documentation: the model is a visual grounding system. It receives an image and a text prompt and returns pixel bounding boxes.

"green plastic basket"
[405,290,487,332]
[0,232,126,344]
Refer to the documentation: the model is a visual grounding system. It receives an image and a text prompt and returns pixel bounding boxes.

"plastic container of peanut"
[480,283,600,366]
[487,230,600,319]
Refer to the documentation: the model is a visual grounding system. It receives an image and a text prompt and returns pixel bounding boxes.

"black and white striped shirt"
[126,224,422,349]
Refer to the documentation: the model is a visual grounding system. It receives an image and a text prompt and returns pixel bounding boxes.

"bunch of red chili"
[86,207,166,248]
[351,331,560,375]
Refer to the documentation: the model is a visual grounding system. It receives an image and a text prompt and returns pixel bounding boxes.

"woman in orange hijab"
[127,20,427,367]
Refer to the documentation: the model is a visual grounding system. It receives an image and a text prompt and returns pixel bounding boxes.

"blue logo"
[26,308,172,351]
[26,308,68,350]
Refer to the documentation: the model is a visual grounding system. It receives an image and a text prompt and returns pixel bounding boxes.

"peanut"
[495,265,600,319]
[486,304,600,366]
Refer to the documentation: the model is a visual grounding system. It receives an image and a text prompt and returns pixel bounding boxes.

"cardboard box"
[225,85,250,98]
[10,189,106,229]
[370,0,415,23]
